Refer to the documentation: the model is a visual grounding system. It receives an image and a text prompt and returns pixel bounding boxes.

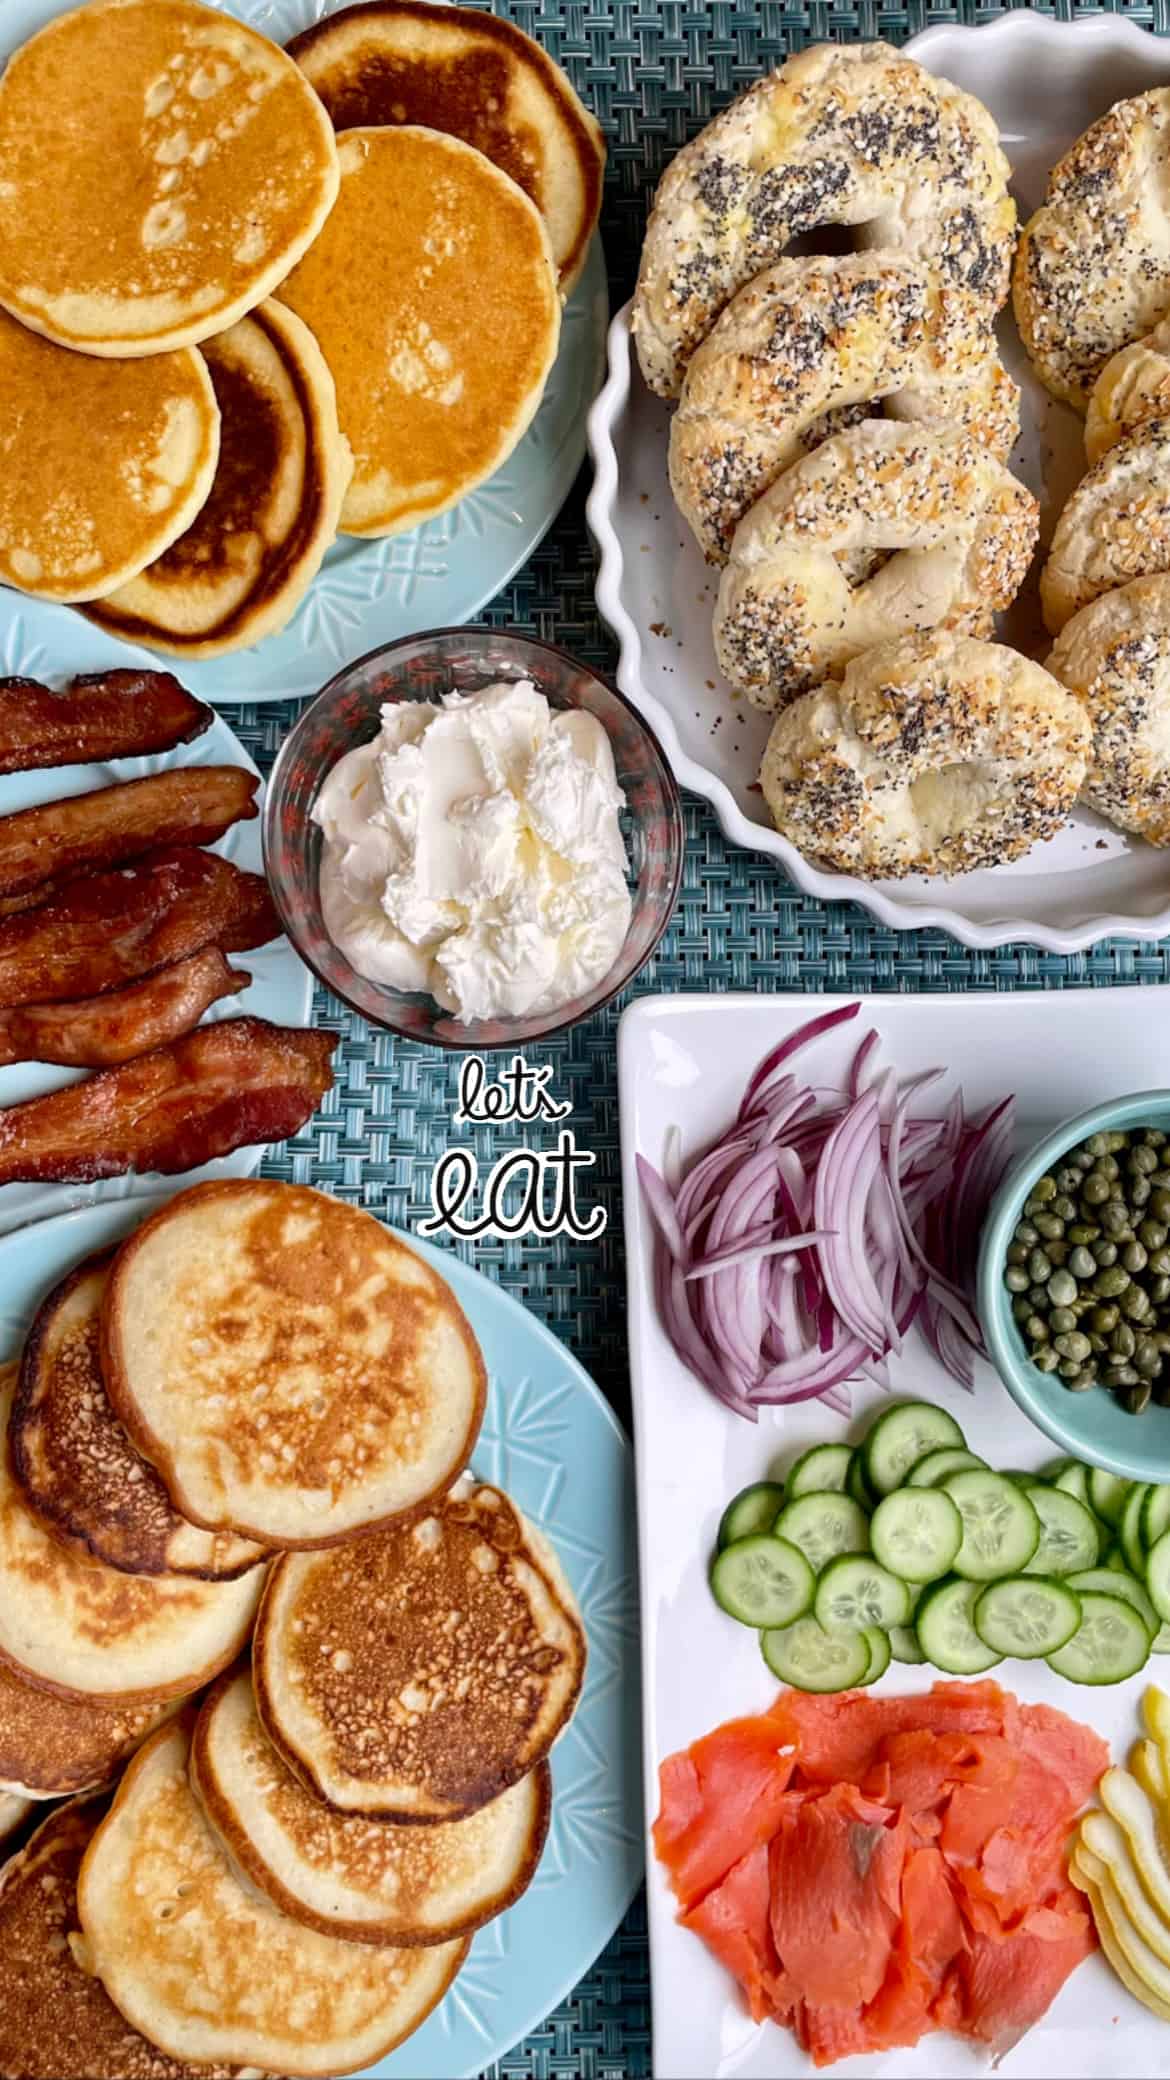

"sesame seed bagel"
[1086,315,1170,465]
[714,421,1038,711]
[632,42,1015,399]
[669,254,1018,563]
[1041,418,1170,635]
[760,631,1091,880]
[1048,573,1170,845]
[1014,90,1170,411]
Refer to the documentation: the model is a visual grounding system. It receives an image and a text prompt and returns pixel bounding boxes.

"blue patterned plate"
[0,704,313,1238]
[0,0,609,705]
[0,1194,642,2079]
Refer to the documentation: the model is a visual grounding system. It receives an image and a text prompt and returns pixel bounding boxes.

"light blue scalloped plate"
[0,710,313,1237]
[0,1194,642,2079]
[0,0,609,705]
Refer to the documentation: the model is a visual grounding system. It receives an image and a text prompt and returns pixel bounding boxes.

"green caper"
[1058,1358,1083,1381]
[1104,1362,1139,1388]
[1085,1133,1110,1159]
[1030,1174,1058,1203]
[1034,1345,1061,1374]
[1136,1339,1163,1379]
[1026,1314,1050,1343]
[1144,1129,1167,1147]
[1051,1195,1078,1223]
[1047,1240,1070,1266]
[1047,1268,1077,1306]
[1123,1285,1153,1321]
[1124,1380,1154,1414]
[1056,1166,1085,1193]
[1090,1304,1120,1333]
[1141,1219,1169,1251]
[1004,1265,1030,1293]
[1050,1306,1077,1335]
[1093,1240,1119,1267]
[1153,1190,1170,1224]
[1068,1245,1097,1280]
[1153,1276,1170,1305]
[1150,1248,1170,1277]
[1054,1331,1092,1363]
[1029,1249,1053,1282]
[1065,1368,1097,1392]
[1124,1240,1150,1273]
[1101,1203,1130,1238]
[1089,1333,1108,1354]
[1067,1223,1100,1246]
[1095,1265,1131,1298]
[1133,1177,1153,1209]
[1113,1322,1137,1358]
[1006,1240,1030,1265]
[1016,1219,1039,1246]
[1132,1144,1160,1175]
[1035,1212,1065,1239]
[1082,1175,1111,1206]
[1028,1284,1049,1308]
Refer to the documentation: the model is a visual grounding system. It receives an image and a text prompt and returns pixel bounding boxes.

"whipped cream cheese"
[313,679,633,1022]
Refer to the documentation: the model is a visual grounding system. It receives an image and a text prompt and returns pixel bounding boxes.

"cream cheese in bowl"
[312,678,633,1023]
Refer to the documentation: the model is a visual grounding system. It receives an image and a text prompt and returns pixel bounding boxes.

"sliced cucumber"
[1053,1461,1094,1508]
[1069,1567,1159,1640]
[709,1534,814,1629]
[863,1402,966,1496]
[889,1624,927,1665]
[1143,1486,1170,1552]
[915,1576,1003,1675]
[973,1576,1081,1660]
[1046,1590,1151,1685]
[860,1626,891,1684]
[1121,1482,1152,1577]
[717,1481,787,1551]
[1022,1485,1100,1577]
[761,1616,872,1693]
[905,1447,986,1488]
[943,1470,1041,1582]
[815,1554,912,1634]
[1088,1467,1131,1528]
[773,1492,869,1575]
[1146,1528,1170,1623]
[869,1488,963,1583]
[786,1443,852,1499]
[847,1449,878,1512]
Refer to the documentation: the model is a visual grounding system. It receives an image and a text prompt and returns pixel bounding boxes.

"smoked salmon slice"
[655,1681,1102,2068]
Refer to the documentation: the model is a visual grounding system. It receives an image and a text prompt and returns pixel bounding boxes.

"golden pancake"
[254,1480,585,1820]
[0,0,339,358]
[0,1367,263,1705]
[279,126,560,536]
[89,302,353,658]
[101,1180,486,1548]
[0,1653,176,1799]
[0,310,219,603]
[11,1251,265,1580]
[192,1665,550,1947]
[289,0,604,292]
[76,1721,467,2077]
[0,1799,260,2080]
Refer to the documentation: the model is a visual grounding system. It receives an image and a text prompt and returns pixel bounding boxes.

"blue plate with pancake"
[0,1193,642,2079]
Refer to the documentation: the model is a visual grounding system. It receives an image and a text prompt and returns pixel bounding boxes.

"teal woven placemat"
[231,4,1170,2072]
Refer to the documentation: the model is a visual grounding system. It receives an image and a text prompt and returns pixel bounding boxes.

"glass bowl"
[263,627,685,1050]
[978,1090,1170,1482]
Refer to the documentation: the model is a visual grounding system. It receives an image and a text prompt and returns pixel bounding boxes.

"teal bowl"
[978,1090,1170,1483]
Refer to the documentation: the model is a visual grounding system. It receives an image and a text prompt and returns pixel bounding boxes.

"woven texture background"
[229,4,1170,2072]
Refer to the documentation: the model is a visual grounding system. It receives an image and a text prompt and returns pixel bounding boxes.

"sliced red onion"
[685,1230,837,1280]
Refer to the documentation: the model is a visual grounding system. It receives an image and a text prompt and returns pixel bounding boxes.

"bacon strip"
[0,1017,335,1185]
[0,849,279,1007]
[0,950,250,1068]
[0,670,212,776]
[0,766,259,903]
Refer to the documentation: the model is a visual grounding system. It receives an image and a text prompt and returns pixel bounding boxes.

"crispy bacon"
[0,670,212,776]
[0,848,279,1007]
[0,765,259,904]
[0,949,250,1068]
[0,1017,335,1185]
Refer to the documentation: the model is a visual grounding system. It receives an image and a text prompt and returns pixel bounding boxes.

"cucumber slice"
[815,1555,912,1633]
[1046,1590,1152,1685]
[1143,1486,1170,1552]
[1022,1485,1100,1577]
[869,1489,963,1583]
[1122,1483,1153,1577]
[863,1402,966,1496]
[1088,1468,1131,1527]
[1069,1567,1159,1639]
[717,1481,787,1551]
[786,1444,852,1499]
[761,1616,872,1693]
[773,1492,869,1575]
[905,1447,986,1488]
[1053,1462,1094,1508]
[889,1624,927,1665]
[847,1450,878,1512]
[942,1470,1041,1582]
[915,1576,1003,1675]
[973,1576,1081,1659]
[860,1626,891,1684]
[1146,1528,1170,1623]
[709,1534,814,1628]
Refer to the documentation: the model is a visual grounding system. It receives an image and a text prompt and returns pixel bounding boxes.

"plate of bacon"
[0,655,323,1236]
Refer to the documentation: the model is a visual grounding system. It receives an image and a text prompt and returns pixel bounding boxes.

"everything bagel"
[1085,316,1170,464]
[713,421,1038,710]
[1048,573,1170,846]
[1041,418,1170,635]
[760,631,1090,880]
[670,254,1018,562]
[632,42,1015,399]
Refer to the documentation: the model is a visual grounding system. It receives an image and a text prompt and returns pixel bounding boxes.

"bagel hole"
[785,223,860,260]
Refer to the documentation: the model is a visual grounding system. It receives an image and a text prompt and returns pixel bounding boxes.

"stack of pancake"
[0,0,605,658]
[0,1178,586,2078]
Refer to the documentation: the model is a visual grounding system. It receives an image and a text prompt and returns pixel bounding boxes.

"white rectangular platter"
[618,987,1170,2080]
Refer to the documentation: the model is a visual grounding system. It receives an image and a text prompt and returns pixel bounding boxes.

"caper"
[1124,1240,1150,1273]
[1089,1333,1108,1354]
[1104,1362,1139,1388]
[1137,1340,1163,1379]
[1140,1219,1168,1251]
[1058,1358,1083,1381]
[1124,1380,1154,1414]
[1029,1249,1053,1283]
[1093,1240,1119,1267]
[1067,1223,1100,1245]
[1101,1202,1130,1238]
[1151,1247,1170,1277]
[1133,1178,1153,1209]
[1082,1175,1111,1206]
[1095,1265,1131,1298]
[1144,1129,1167,1147]
[1026,1314,1050,1343]
[1035,1212,1065,1239]
[1113,1322,1137,1358]
[1054,1331,1092,1363]
[1047,1267,1077,1306]
[1132,1144,1160,1175]
[1056,1166,1084,1194]
[1124,1285,1153,1321]
[1068,1245,1097,1280]
[1065,1368,1097,1392]
[1003,1264,1029,1293]
[1034,1345,1061,1374]
[1153,1190,1170,1224]
[1090,1304,1120,1333]
[1030,1174,1058,1203]
[1050,1306,1077,1335]
[1051,1195,1077,1223]
[1153,1275,1170,1305]
[1047,1240,1070,1266]
[1085,1133,1110,1159]
[1015,1219,1039,1246]
[1028,1284,1049,1309]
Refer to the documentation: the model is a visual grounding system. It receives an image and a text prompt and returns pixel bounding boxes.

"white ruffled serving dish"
[587,14,1170,953]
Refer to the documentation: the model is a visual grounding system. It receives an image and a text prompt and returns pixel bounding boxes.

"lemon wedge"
[1081,1805,1170,1964]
